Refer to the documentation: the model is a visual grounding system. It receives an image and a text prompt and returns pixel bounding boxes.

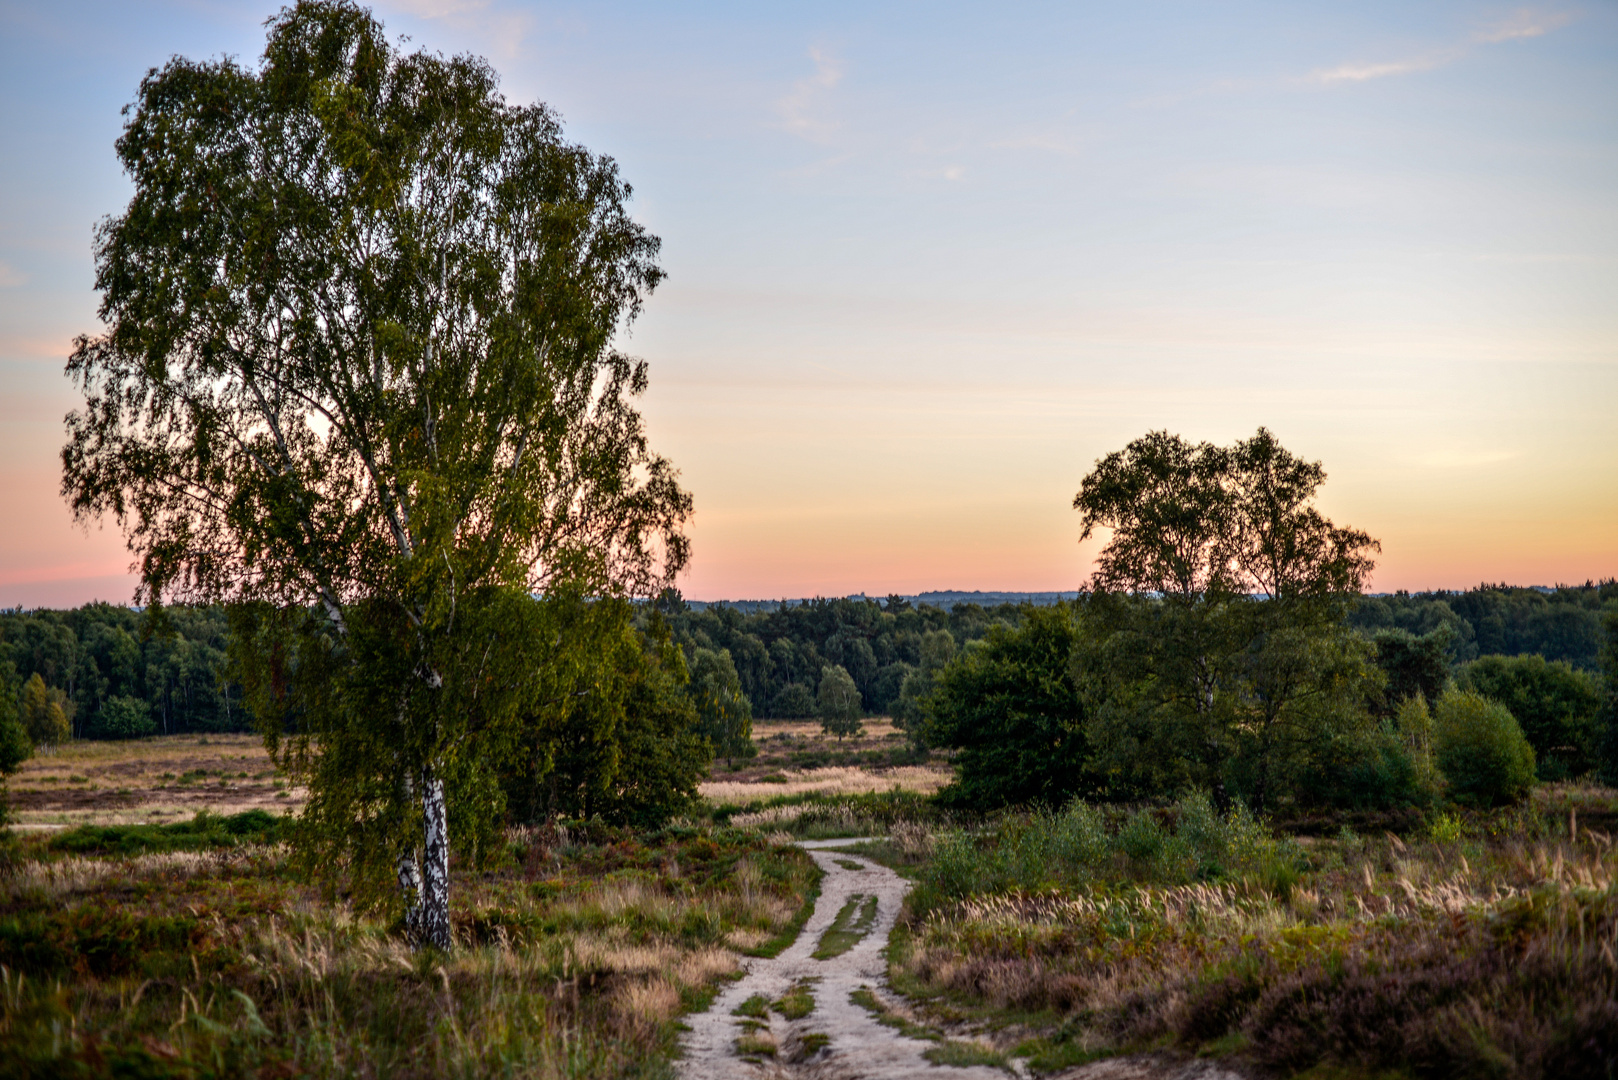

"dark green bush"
[1459,654,1602,780]
[48,810,284,856]
[1433,690,1536,807]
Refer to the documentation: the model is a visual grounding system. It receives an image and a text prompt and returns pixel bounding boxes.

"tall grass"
[0,822,818,1078]
[890,786,1618,1077]
[912,793,1303,916]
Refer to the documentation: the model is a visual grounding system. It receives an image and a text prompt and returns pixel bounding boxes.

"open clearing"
[700,718,951,809]
[5,734,300,828]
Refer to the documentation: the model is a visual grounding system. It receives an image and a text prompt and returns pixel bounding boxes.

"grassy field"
[10,724,1615,1077]
[850,785,1618,1078]
[0,731,834,1079]
[5,734,298,829]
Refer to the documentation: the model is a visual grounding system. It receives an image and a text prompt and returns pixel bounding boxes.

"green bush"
[48,810,284,856]
[97,695,156,739]
[1433,690,1536,807]
[911,792,1303,913]
[1458,654,1602,780]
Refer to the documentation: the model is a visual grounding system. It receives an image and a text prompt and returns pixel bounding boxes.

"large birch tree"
[61,0,689,947]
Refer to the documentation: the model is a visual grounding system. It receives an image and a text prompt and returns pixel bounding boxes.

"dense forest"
[2,581,1612,743]
[0,603,241,738]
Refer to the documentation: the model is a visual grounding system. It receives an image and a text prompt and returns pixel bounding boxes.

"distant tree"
[20,674,72,746]
[99,695,155,740]
[892,629,957,731]
[505,603,708,826]
[925,605,1089,809]
[690,648,754,760]
[1459,654,1602,780]
[1074,428,1381,810]
[64,2,688,948]
[1433,689,1536,807]
[817,664,863,741]
[1371,627,1453,716]
[772,683,816,719]
[1599,607,1618,786]
[0,660,30,780]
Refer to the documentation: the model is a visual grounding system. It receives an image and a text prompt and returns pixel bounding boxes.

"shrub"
[772,683,816,719]
[48,809,284,856]
[96,695,156,739]
[1433,690,1536,806]
[1458,654,1602,780]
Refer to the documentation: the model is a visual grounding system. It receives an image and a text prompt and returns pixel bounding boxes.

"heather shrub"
[1434,689,1537,806]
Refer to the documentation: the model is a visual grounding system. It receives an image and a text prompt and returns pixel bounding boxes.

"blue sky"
[2,1,1615,604]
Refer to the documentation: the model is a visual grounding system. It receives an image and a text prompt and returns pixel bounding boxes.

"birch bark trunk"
[420,770,452,949]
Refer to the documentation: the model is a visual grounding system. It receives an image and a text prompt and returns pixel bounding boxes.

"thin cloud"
[777,48,844,143]
[1309,8,1573,85]
[1475,8,1574,43]
[1312,51,1457,84]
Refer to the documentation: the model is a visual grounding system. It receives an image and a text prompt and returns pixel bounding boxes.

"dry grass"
[0,823,818,1078]
[890,798,1618,1076]
[700,764,950,807]
[750,718,903,741]
[6,733,301,828]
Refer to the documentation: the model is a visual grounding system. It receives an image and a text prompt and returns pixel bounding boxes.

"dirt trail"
[680,838,1002,1080]
[679,840,1247,1080]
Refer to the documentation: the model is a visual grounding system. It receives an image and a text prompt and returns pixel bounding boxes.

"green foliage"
[0,659,30,776]
[64,1,690,947]
[506,603,712,828]
[925,604,1090,810]
[1459,653,1603,779]
[1349,580,1615,670]
[817,664,863,740]
[1073,429,1383,812]
[1370,626,1452,715]
[1433,689,1537,806]
[911,792,1302,915]
[0,604,241,738]
[772,682,816,719]
[48,810,285,856]
[690,647,754,759]
[19,674,72,746]
[1600,606,1618,786]
[95,694,155,739]
[654,593,1016,720]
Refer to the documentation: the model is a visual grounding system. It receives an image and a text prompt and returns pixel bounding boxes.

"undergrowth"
[886,785,1618,1078]
[0,820,818,1078]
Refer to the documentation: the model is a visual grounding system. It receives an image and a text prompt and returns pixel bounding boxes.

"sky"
[1,0,1615,607]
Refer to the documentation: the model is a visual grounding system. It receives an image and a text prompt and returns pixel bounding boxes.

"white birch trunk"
[396,849,425,945]
[420,770,452,949]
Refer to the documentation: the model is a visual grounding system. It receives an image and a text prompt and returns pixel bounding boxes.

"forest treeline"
[1,579,1611,742]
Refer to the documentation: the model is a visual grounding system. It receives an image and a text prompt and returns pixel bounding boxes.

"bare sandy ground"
[678,840,1247,1080]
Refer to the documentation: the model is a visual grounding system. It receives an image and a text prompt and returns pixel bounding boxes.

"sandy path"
[679,839,1248,1080]
[680,839,1005,1080]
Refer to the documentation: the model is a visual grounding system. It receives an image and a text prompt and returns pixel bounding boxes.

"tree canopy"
[62,0,689,947]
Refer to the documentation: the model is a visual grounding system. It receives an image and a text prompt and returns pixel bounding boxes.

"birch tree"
[1074,429,1380,809]
[61,0,690,947]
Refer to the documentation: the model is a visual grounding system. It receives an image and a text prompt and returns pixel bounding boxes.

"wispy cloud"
[1312,51,1458,84]
[1474,8,1574,43]
[1309,8,1573,85]
[0,261,25,288]
[777,48,844,143]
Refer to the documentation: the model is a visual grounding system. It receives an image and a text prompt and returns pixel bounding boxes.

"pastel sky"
[2,1,1615,607]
